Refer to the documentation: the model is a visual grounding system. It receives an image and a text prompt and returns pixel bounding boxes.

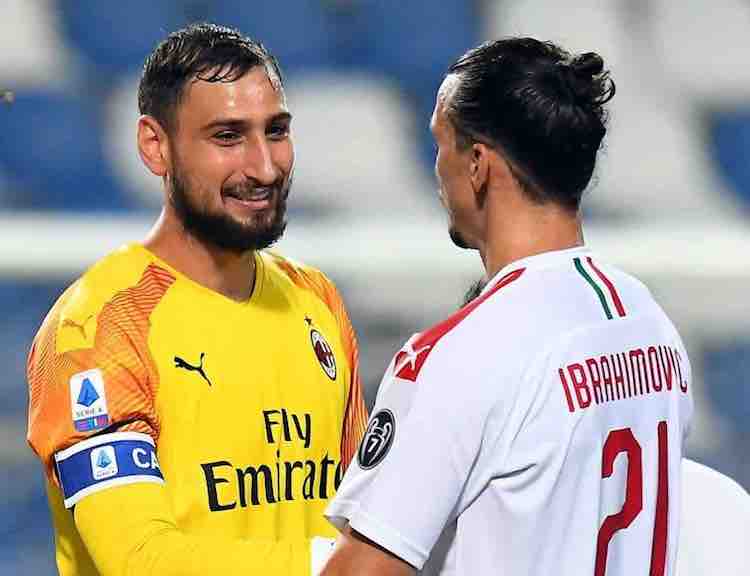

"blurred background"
[1,0,749,573]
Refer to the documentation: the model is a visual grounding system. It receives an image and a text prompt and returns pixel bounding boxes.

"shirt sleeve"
[71,480,313,576]
[328,284,368,472]
[27,267,170,487]
[325,334,506,570]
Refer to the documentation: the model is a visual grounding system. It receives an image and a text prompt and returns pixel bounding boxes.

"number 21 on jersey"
[595,421,669,576]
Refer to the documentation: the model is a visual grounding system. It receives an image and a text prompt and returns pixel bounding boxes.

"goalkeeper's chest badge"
[309,325,337,381]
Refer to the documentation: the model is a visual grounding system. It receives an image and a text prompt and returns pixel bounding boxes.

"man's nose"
[243,135,278,185]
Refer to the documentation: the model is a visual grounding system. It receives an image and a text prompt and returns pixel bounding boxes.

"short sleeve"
[325,334,501,570]
[27,264,175,485]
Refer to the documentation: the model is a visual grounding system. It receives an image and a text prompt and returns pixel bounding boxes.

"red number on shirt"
[594,421,669,576]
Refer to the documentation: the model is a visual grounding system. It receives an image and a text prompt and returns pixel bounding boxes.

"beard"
[170,163,290,254]
[448,226,471,250]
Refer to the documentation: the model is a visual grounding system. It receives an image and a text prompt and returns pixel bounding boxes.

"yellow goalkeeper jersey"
[27,243,367,575]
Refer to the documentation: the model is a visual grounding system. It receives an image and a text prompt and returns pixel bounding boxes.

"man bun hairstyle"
[445,38,615,210]
[138,23,283,134]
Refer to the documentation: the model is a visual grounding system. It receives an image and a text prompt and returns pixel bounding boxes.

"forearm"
[74,483,310,576]
[320,526,415,576]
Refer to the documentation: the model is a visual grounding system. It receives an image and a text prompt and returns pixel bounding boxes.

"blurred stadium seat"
[58,0,190,77]
[286,73,438,218]
[703,339,750,431]
[359,0,477,103]
[0,0,73,89]
[206,0,337,74]
[712,110,750,210]
[359,0,478,169]
[104,76,163,210]
[0,91,134,211]
[487,0,745,221]
[0,281,66,415]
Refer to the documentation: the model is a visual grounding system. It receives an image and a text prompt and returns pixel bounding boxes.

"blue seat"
[0,460,56,575]
[361,0,479,94]
[58,0,190,76]
[702,339,750,433]
[358,0,479,172]
[0,281,68,416]
[206,0,336,75]
[0,91,133,212]
[711,109,750,210]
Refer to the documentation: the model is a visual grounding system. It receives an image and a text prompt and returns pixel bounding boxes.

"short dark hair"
[445,38,615,210]
[138,23,283,134]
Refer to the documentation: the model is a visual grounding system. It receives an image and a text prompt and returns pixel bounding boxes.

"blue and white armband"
[54,432,164,509]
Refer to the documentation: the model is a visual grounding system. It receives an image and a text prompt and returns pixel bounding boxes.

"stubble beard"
[449,226,471,250]
[169,162,290,255]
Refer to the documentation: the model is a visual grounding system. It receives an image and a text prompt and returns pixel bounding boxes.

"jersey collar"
[481,245,592,296]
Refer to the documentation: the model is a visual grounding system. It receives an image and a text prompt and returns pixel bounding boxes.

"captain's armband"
[54,432,164,508]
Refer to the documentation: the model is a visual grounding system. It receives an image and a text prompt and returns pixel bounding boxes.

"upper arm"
[321,525,416,576]
[27,266,171,491]
[326,334,505,569]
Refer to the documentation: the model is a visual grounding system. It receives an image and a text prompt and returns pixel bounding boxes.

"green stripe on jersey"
[574,257,613,320]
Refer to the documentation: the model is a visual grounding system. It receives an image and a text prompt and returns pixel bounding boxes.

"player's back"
[423,247,694,575]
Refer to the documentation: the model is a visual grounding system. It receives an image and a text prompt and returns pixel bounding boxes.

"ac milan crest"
[310,329,337,380]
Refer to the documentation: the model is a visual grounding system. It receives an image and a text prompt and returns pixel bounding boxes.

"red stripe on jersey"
[394,268,525,381]
[586,257,626,318]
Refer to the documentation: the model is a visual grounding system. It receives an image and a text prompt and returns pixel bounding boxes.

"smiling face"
[166,65,294,253]
[430,75,480,250]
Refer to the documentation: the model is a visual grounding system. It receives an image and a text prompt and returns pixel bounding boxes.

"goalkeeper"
[26,23,366,576]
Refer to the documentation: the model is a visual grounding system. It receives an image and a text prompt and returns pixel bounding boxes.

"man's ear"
[470,141,490,208]
[137,115,171,177]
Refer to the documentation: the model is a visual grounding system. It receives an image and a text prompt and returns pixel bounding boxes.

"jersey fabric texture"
[676,460,750,576]
[326,246,693,576]
[27,243,367,575]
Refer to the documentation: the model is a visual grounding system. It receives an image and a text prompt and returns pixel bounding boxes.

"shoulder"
[682,459,750,510]
[679,459,750,572]
[37,245,173,355]
[396,268,529,385]
[260,250,344,310]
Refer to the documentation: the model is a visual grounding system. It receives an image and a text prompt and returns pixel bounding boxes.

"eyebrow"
[202,111,292,132]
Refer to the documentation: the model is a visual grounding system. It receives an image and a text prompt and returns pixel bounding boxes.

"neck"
[143,208,256,302]
[479,195,583,280]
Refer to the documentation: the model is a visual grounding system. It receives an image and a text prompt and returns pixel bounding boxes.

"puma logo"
[62,315,94,339]
[174,353,212,387]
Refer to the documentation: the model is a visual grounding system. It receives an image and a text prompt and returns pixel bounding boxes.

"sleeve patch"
[54,432,164,508]
[69,369,110,432]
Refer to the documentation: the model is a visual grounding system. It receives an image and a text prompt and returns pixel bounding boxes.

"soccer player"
[26,23,367,575]
[321,38,693,575]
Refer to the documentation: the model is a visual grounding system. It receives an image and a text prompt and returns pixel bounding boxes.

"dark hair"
[445,38,615,210]
[138,23,283,134]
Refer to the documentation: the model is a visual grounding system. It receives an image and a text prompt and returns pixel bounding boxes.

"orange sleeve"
[271,256,368,471]
[330,289,368,472]
[27,264,175,482]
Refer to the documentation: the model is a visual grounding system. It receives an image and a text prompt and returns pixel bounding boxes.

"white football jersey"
[677,460,750,576]
[326,246,693,575]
